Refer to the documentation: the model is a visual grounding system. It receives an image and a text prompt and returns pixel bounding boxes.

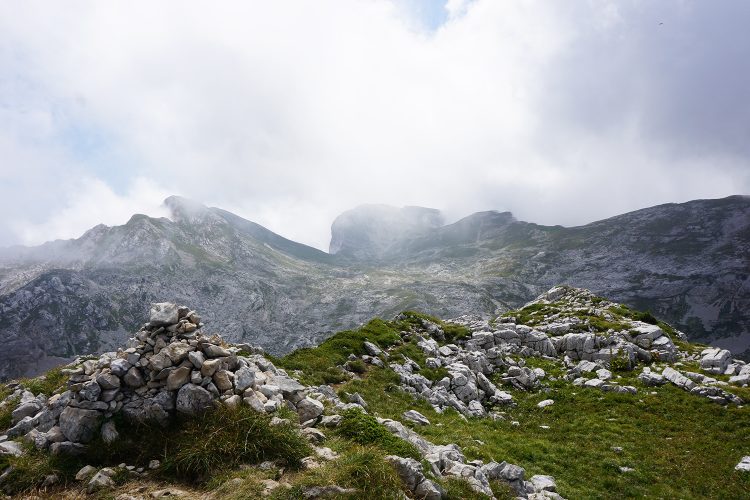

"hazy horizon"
[2,1,749,251]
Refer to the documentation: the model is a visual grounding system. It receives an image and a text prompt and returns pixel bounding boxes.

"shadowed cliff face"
[1,195,748,379]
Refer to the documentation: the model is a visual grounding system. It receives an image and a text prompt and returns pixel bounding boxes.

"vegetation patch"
[18,366,69,397]
[275,318,401,385]
[337,408,420,459]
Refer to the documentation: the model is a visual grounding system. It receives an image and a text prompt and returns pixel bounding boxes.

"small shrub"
[331,447,404,492]
[0,396,19,432]
[346,359,367,374]
[633,311,658,325]
[338,408,420,459]
[20,366,69,396]
[421,367,449,383]
[443,323,472,343]
[610,350,631,372]
[322,367,349,385]
[161,405,311,480]
[81,405,311,483]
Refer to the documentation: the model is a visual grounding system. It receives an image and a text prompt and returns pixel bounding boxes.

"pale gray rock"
[149,302,180,326]
[80,380,102,402]
[363,341,383,357]
[403,410,430,426]
[297,397,324,423]
[662,367,696,390]
[87,467,115,493]
[59,407,100,443]
[101,420,119,444]
[386,455,446,499]
[0,440,23,457]
[176,384,214,415]
[109,358,131,377]
[638,371,666,386]
[188,350,205,369]
[234,366,256,392]
[736,456,750,472]
[75,464,98,481]
[700,348,732,375]
[96,372,120,390]
[11,401,42,425]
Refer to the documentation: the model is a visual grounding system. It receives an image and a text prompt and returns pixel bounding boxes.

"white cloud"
[12,177,171,245]
[0,0,748,250]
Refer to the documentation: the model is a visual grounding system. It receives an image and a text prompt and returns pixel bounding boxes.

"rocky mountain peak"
[163,195,215,225]
[329,204,444,259]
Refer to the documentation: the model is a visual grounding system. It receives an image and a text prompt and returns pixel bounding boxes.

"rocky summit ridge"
[0,286,748,498]
[0,194,749,382]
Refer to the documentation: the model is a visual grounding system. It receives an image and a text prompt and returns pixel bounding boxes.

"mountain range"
[1,194,748,380]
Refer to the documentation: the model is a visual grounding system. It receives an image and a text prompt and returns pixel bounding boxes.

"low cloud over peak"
[1,1,748,251]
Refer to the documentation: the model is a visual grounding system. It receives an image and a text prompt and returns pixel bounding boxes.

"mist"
[1,1,749,251]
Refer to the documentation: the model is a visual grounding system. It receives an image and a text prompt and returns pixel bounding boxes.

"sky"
[1,0,749,251]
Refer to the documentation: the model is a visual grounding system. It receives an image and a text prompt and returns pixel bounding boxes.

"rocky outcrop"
[2,195,749,381]
[0,303,327,454]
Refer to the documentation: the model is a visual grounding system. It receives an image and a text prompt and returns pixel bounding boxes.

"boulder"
[402,410,430,426]
[101,420,119,444]
[87,468,115,493]
[363,341,383,357]
[213,370,234,392]
[736,456,750,472]
[297,397,324,423]
[75,465,98,481]
[109,358,131,377]
[234,366,256,392]
[386,455,446,499]
[59,407,101,443]
[176,384,214,416]
[203,344,231,358]
[0,441,24,457]
[166,366,192,391]
[96,372,121,390]
[163,342,193,364]
[123,366,145,387]
[662,367,696,391]
[149,302,180,326]
[700,348,732,375]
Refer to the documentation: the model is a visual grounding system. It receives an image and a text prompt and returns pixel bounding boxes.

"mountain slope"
[0,195,748,380]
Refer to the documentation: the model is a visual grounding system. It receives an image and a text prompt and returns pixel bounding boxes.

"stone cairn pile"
[1,302,568,499]
[3,302,326,455]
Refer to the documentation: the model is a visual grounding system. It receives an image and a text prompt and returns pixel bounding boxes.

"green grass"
[18,366,70,396]
[337,408,421,459]
[271,445,407,499]
[0,396,19,431]
[274,318,401,385]
[335,365,750,499]
[0,405,312,494]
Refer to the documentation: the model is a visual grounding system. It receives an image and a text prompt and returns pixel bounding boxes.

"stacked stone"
[2,302,326,454]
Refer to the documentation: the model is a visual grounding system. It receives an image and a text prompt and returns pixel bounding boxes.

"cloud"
[11,177,171,246]
[0,0,748,250]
